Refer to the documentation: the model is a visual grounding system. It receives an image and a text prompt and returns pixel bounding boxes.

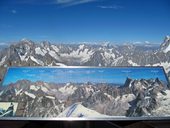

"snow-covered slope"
[151,90,170,116]
[30,56,44,66]
[35,47,47,56]
[58,103,109,117]
[0,56,6,66]
[24,91,36,99]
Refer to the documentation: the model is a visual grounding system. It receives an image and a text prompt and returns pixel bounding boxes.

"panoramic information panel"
[0,66,169,120]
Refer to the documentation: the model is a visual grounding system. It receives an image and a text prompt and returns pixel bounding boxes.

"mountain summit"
[161,35,170,53]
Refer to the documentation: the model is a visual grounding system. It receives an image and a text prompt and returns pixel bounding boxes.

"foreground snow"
[151,90,170,116]
[58,103,109,117]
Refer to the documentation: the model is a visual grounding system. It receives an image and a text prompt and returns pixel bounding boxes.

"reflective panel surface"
[0,66,169,120]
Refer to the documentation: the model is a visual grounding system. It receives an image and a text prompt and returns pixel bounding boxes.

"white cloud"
[98,70,104,73]
[12,0,98,6]
[85,70,96,74]
[56,0,97,7]
[121,70,132,73]
[0,43,9,46]
[67,70,75,73]
[144,41,151,44]
[133,41,143,44]
[22,70,31,73]
[11,10,17,14]
[26,74,36,77]
[39,70,45,73]
[98,5,123,9]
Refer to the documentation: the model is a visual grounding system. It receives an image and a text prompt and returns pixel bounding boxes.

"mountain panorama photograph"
[0,67,170,118]
[0,0,170,119]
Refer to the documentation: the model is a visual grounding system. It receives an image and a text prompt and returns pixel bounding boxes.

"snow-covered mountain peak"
[59,83,77,95]
[101,42,110,47]
[124,77,165,93]
[161,35,170,53]
[40,41,51,48]
[79,44,85,50]
[21,38,30,42]
[165,35,170,42]
[20,38,34,45]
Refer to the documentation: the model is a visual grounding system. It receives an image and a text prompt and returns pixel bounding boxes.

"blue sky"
[0,0,170,44]
[2,67,168,86]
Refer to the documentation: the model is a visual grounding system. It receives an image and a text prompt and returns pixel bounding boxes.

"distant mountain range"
[0,36,170,117]
[0,36,170,83]
[0,77,168,117]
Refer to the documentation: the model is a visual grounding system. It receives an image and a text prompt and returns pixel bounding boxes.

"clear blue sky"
[2,67,168,86]
[0,0,170,44]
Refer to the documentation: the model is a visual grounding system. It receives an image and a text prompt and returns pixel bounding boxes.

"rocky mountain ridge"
[0,36,170,83]
[0,77,167,117]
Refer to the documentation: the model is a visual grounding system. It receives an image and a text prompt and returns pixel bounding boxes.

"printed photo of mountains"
[0,67,169,118]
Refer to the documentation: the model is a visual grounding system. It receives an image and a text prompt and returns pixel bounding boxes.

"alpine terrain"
[0,77,169,117]
[0,36,170,117]
[0,36,170,82]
